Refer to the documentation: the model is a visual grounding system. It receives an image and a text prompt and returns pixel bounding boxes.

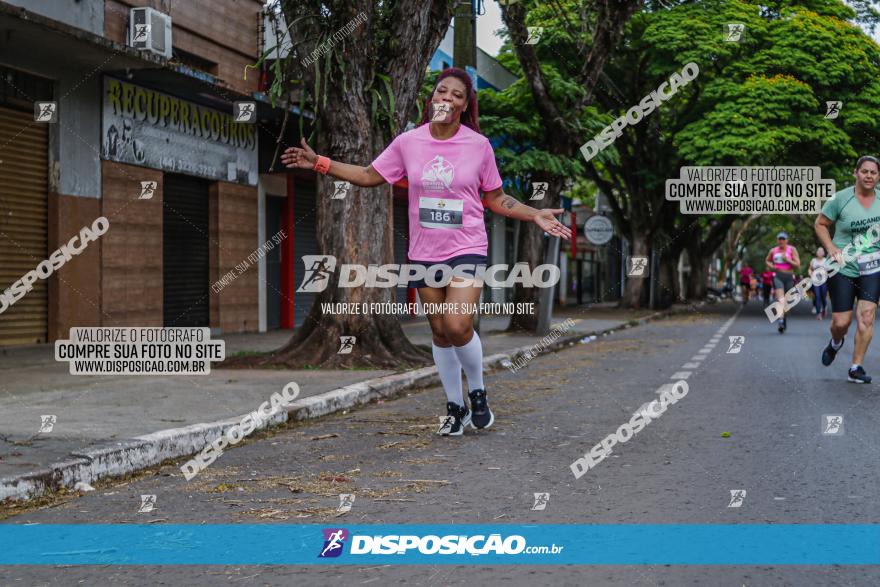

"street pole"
[453,1,477,70]
[536,235,561,336]
[454,1,477,331]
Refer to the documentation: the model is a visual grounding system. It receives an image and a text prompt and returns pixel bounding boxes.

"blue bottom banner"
[0,524,878,565]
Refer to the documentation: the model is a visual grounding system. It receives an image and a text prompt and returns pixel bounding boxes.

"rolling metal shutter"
[163,174,209,327]
[0,106,49,345]
[393,197,410,304]
[292,181,318,327]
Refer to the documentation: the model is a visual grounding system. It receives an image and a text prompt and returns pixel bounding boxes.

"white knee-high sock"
[432,343,464,406]
[453,331,485,392]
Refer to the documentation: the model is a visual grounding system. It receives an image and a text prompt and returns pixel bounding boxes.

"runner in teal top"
[815,155,880,383]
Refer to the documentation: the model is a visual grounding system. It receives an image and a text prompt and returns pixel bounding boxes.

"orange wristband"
[313,155,331,175]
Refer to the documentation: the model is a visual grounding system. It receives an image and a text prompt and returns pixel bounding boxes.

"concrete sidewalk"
[0,306,673,502]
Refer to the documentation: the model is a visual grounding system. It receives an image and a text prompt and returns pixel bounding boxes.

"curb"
[0,304,700,503]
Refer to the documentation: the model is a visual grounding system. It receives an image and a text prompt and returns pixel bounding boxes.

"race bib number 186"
[419,197,463,229]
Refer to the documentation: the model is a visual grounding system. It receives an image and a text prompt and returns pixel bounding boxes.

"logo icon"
[437,416,455,434]
[727,489,746,508]
[822,414,844,435]
[421,155,455,190]
[34,102,57,123]
[332,181,351,200]
[39,415,57,433]
[337,494,355,513]
[531,492,550,511]
[437,415,456,435]
[138,494,157,513]
[525,27,544,45]
[628,256,648,277]
[234,101,257,123]
[530,182,548,201]
[297,255,337,293]
[338,336,356,354]
[430,102,452,122]
[824,101,842,120]
[139,181,157,200]
[724,23,745,42]
[727,336,745,354]
[318,528,348,558]
[132,23,150,43]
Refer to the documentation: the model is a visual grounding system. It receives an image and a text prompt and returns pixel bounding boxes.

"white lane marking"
[682,362,700,369]
[671,371,691,379]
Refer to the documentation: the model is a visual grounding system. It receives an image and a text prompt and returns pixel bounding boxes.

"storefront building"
[0,0,268,345]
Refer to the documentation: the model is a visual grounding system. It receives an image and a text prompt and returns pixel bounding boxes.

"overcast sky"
[476,0,506,57]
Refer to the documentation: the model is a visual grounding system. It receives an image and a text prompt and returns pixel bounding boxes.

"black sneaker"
[437,402,471,436]
[468,388,494,430]
[822,338,843,366]
[848,365,872,384]
[778,319,785,333]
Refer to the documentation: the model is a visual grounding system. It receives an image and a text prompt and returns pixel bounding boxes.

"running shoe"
[778,318,785,333]
[848,365,872,384]
[468,388,494,430]
[437,402,471,436]
[821,337,843,366]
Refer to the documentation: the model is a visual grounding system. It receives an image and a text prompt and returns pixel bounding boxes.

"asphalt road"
[4,300,880,586]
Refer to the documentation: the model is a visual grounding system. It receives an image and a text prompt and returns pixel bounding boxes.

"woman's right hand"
[281,138,318,170]
[827,245,845,267]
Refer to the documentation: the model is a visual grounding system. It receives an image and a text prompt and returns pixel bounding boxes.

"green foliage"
[490,0,880,221]
[665,1,880,185]
[258,2,411,147]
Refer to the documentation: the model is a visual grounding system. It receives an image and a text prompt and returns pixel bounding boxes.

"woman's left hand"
[534,209,573,241]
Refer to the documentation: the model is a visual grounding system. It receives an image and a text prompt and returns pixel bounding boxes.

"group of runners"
[282,65,880,442]
[752,155,880,384]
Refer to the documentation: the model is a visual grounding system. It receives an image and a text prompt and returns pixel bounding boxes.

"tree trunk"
[229,1,453,370]
[686,243,709,300]
[507,174,560,332]
[656,249,679,308]
[623,233,649,308]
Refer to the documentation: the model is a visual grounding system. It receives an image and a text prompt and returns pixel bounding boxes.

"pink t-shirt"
[371,123,503,262]
[771,245,794,272]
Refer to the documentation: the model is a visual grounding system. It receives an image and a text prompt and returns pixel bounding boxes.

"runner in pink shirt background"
[738,264,754,305]
[282,67,572,437]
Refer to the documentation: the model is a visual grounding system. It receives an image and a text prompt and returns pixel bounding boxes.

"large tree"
[490,0,642,327]
[491,0,880,309]
[250,1,456,369]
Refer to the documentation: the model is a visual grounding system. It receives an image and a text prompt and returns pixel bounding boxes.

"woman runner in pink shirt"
[282,67,572,436]
[765,231,801,333]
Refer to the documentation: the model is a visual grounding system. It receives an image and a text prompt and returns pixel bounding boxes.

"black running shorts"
[772,271,795,292]
[828,271,880,313]
[407,254,488,289]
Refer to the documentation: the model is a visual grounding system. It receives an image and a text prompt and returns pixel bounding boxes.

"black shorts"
[773,271,795,292]
[828,272,880,313]
[407,254,488,289]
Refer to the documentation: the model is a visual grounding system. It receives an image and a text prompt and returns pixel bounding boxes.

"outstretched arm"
[281,138,387,187]
[483,187,573,241]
